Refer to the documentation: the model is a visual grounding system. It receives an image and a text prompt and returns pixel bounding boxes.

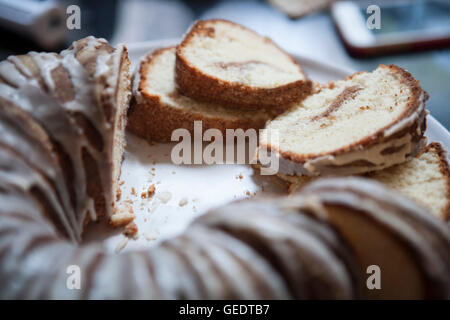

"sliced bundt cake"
[286,142,450,221]
[176,19,313,111]
[365,142,450,220]
[296,177,450,299]
[1,34,449,300]
[0,36,132,239]
[128,47,271,142]
[194,199,359,299]
[258,65,428,176]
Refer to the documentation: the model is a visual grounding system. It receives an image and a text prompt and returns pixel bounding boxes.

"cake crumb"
[109,204,135,227]
[245,191,251,196]
[119,181,125,186]
[179,197,188,207]
[116,188,122,201]
[115,237,129,253]
[123,222,138,238]
[141,184,156,199]
[131,187,137,196]
[236,173,243,180]
[157,191,172,204]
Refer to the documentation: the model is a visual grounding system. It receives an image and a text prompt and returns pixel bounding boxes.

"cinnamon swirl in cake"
[258,65,428,176]
[176,19,313,111]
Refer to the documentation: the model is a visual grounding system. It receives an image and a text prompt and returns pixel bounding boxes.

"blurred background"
[0,0,449,128]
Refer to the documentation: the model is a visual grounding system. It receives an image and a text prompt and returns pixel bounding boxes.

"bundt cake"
[176,19,313,111]
[0,34,449,300]
[0,36,132,240]
[286,142,450,221]
[194,200,360,299]
[128,47,271,142]
[297,177,450,299]
[257,65,428,176]
[364,142,450,221]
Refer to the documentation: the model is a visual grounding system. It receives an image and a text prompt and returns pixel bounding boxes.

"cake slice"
[286,142,450,221]
[257,64,428,176]
[128,47,271,143]
[176,19,312,111]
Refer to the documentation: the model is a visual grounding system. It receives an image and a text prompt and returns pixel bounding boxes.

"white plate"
[83,40,450,253]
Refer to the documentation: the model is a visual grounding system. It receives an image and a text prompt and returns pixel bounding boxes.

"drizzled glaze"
[0,37,128,240]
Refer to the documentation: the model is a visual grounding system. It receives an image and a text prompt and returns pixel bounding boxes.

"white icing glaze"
[7,56,32,78]
[0,37,130,239]
[300,177,450,298]
[0,148,76,241]
[0,60,28,86]
[28,52,60,90]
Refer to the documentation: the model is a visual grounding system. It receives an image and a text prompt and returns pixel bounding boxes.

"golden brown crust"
[422,142,450,221]
[127,47,269,143]
[175,19,313,112]
[127,96,268,143]
[262,64,427,164]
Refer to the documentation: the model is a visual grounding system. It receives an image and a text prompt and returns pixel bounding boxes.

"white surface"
[83,40,450,253]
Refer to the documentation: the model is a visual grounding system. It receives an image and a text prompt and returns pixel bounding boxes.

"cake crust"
[284,142,450,222]
[259,64,428,176]
[176,19,313,112]
[422,142,450,221]
[128,47,270,143]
